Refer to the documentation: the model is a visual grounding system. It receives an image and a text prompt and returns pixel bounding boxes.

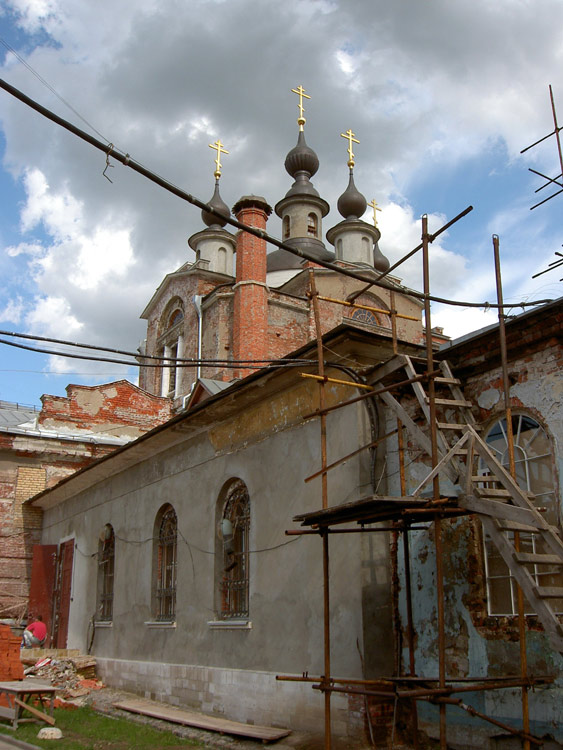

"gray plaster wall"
[40,394,394,732]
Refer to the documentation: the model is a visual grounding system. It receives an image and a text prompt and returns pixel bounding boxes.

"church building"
[138,91,431,409]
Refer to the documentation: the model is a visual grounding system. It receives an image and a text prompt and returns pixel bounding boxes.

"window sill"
[144,621,177,629]
[207,619,252,630]
[94,621,113,628]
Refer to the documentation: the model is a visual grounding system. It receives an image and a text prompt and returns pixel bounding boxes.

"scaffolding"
[277,219,563,749]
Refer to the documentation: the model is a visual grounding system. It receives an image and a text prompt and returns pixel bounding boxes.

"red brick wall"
[40,380,171,436]
[0,624,24,681]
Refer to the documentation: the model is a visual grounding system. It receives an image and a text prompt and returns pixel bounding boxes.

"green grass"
[0,705,206,749]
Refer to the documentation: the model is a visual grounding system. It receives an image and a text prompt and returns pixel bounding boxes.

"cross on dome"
[291,85,311,131]
[368,198,382,228]
[209,139,229,179]
[340,129,359,168]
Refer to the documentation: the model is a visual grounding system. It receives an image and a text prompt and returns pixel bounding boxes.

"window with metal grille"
[97,525,114,621]
[154,505,177,621]
[481,413,562,615]
[307,213,318,237]
[219,480,250,619]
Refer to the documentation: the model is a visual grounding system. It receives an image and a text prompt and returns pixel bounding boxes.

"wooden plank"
[513,552,563,566]
[533,587,563,599]
[369,354,408,384]
[434,376,462,386]
[475,487,512,498]
[427,398,474,408]
[438,422,481,430]
[14,697,55,726]
[497,520,543,533]
[113,699,290,743]
[0,705,15,721]
[461,496,542,526]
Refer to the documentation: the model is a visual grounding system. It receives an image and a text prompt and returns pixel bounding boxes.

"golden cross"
[340,129,360,167]
[208,140,229,178]
[368,198,382,228]
[291,85,311,131]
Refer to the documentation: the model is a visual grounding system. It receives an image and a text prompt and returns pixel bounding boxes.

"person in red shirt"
[22,615,47,647]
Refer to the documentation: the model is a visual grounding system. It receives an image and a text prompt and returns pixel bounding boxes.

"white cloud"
[0,296,25,323]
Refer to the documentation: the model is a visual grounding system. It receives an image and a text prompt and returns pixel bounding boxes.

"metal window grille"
[220,481,250,619]
[97,527,114,621]
[156,507,177,621]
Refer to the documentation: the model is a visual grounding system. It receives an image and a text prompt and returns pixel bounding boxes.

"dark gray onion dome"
[373,241,390,273]
[201,179,230,228]
[337,170,367,220]
[284,131,319,179]
[267,238,334,272]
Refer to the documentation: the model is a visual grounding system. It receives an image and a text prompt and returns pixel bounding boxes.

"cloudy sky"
[0,0,561,406]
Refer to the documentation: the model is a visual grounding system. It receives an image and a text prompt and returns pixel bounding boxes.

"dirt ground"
[85,686,378,750]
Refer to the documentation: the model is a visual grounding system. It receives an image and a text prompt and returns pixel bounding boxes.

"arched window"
[481,413,562,615]
[168,309,184,329]
[153,505,177,621]
[216,480,250,620]
[351,308,379,327]
[217,246,227,274]
[158,300,184,399]
[282,215,290,240]
[307,213,318,237]
[96,524,115,622]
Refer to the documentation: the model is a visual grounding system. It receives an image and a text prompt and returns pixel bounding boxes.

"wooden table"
[0,680,57,729]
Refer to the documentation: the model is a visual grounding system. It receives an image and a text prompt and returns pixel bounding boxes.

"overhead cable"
[0,336,314,370]
[0,328,314,365]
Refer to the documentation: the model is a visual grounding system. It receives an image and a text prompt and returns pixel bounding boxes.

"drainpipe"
[183,295,204,411]
[193,294,203,383]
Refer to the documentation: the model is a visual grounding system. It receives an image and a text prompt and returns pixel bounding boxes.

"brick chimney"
[232,196,272,379]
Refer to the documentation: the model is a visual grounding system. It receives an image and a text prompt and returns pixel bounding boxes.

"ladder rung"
[497,520,542,533]
[514,552,563,566]
[426,398,474,408]
[438,422,481,430]
[472,476,499,484]
[475,487,511,498]
[533,586,563,599]
[434,377,462,385]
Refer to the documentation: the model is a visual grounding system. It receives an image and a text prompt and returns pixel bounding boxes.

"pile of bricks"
[0,623,24,681]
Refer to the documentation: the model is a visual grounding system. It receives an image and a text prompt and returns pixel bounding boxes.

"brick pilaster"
[232,196,272,379]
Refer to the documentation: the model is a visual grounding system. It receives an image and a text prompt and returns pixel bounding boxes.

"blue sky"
[0,0,561,407]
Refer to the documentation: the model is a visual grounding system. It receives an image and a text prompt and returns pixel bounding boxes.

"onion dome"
[337,169,367,220]
[373,241,390,273]
[201,179,230,228]
[284,131,319,180]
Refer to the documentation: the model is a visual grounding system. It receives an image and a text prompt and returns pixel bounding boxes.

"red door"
[52,540,74,649]
[28,545,58,647]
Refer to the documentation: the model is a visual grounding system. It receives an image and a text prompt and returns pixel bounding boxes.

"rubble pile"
[21,654,103,703]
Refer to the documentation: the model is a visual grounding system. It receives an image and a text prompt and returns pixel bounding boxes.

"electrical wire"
[0,336,318,370]
[0,36,110,144]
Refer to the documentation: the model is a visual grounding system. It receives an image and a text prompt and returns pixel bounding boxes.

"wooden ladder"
[373,355,563,652]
